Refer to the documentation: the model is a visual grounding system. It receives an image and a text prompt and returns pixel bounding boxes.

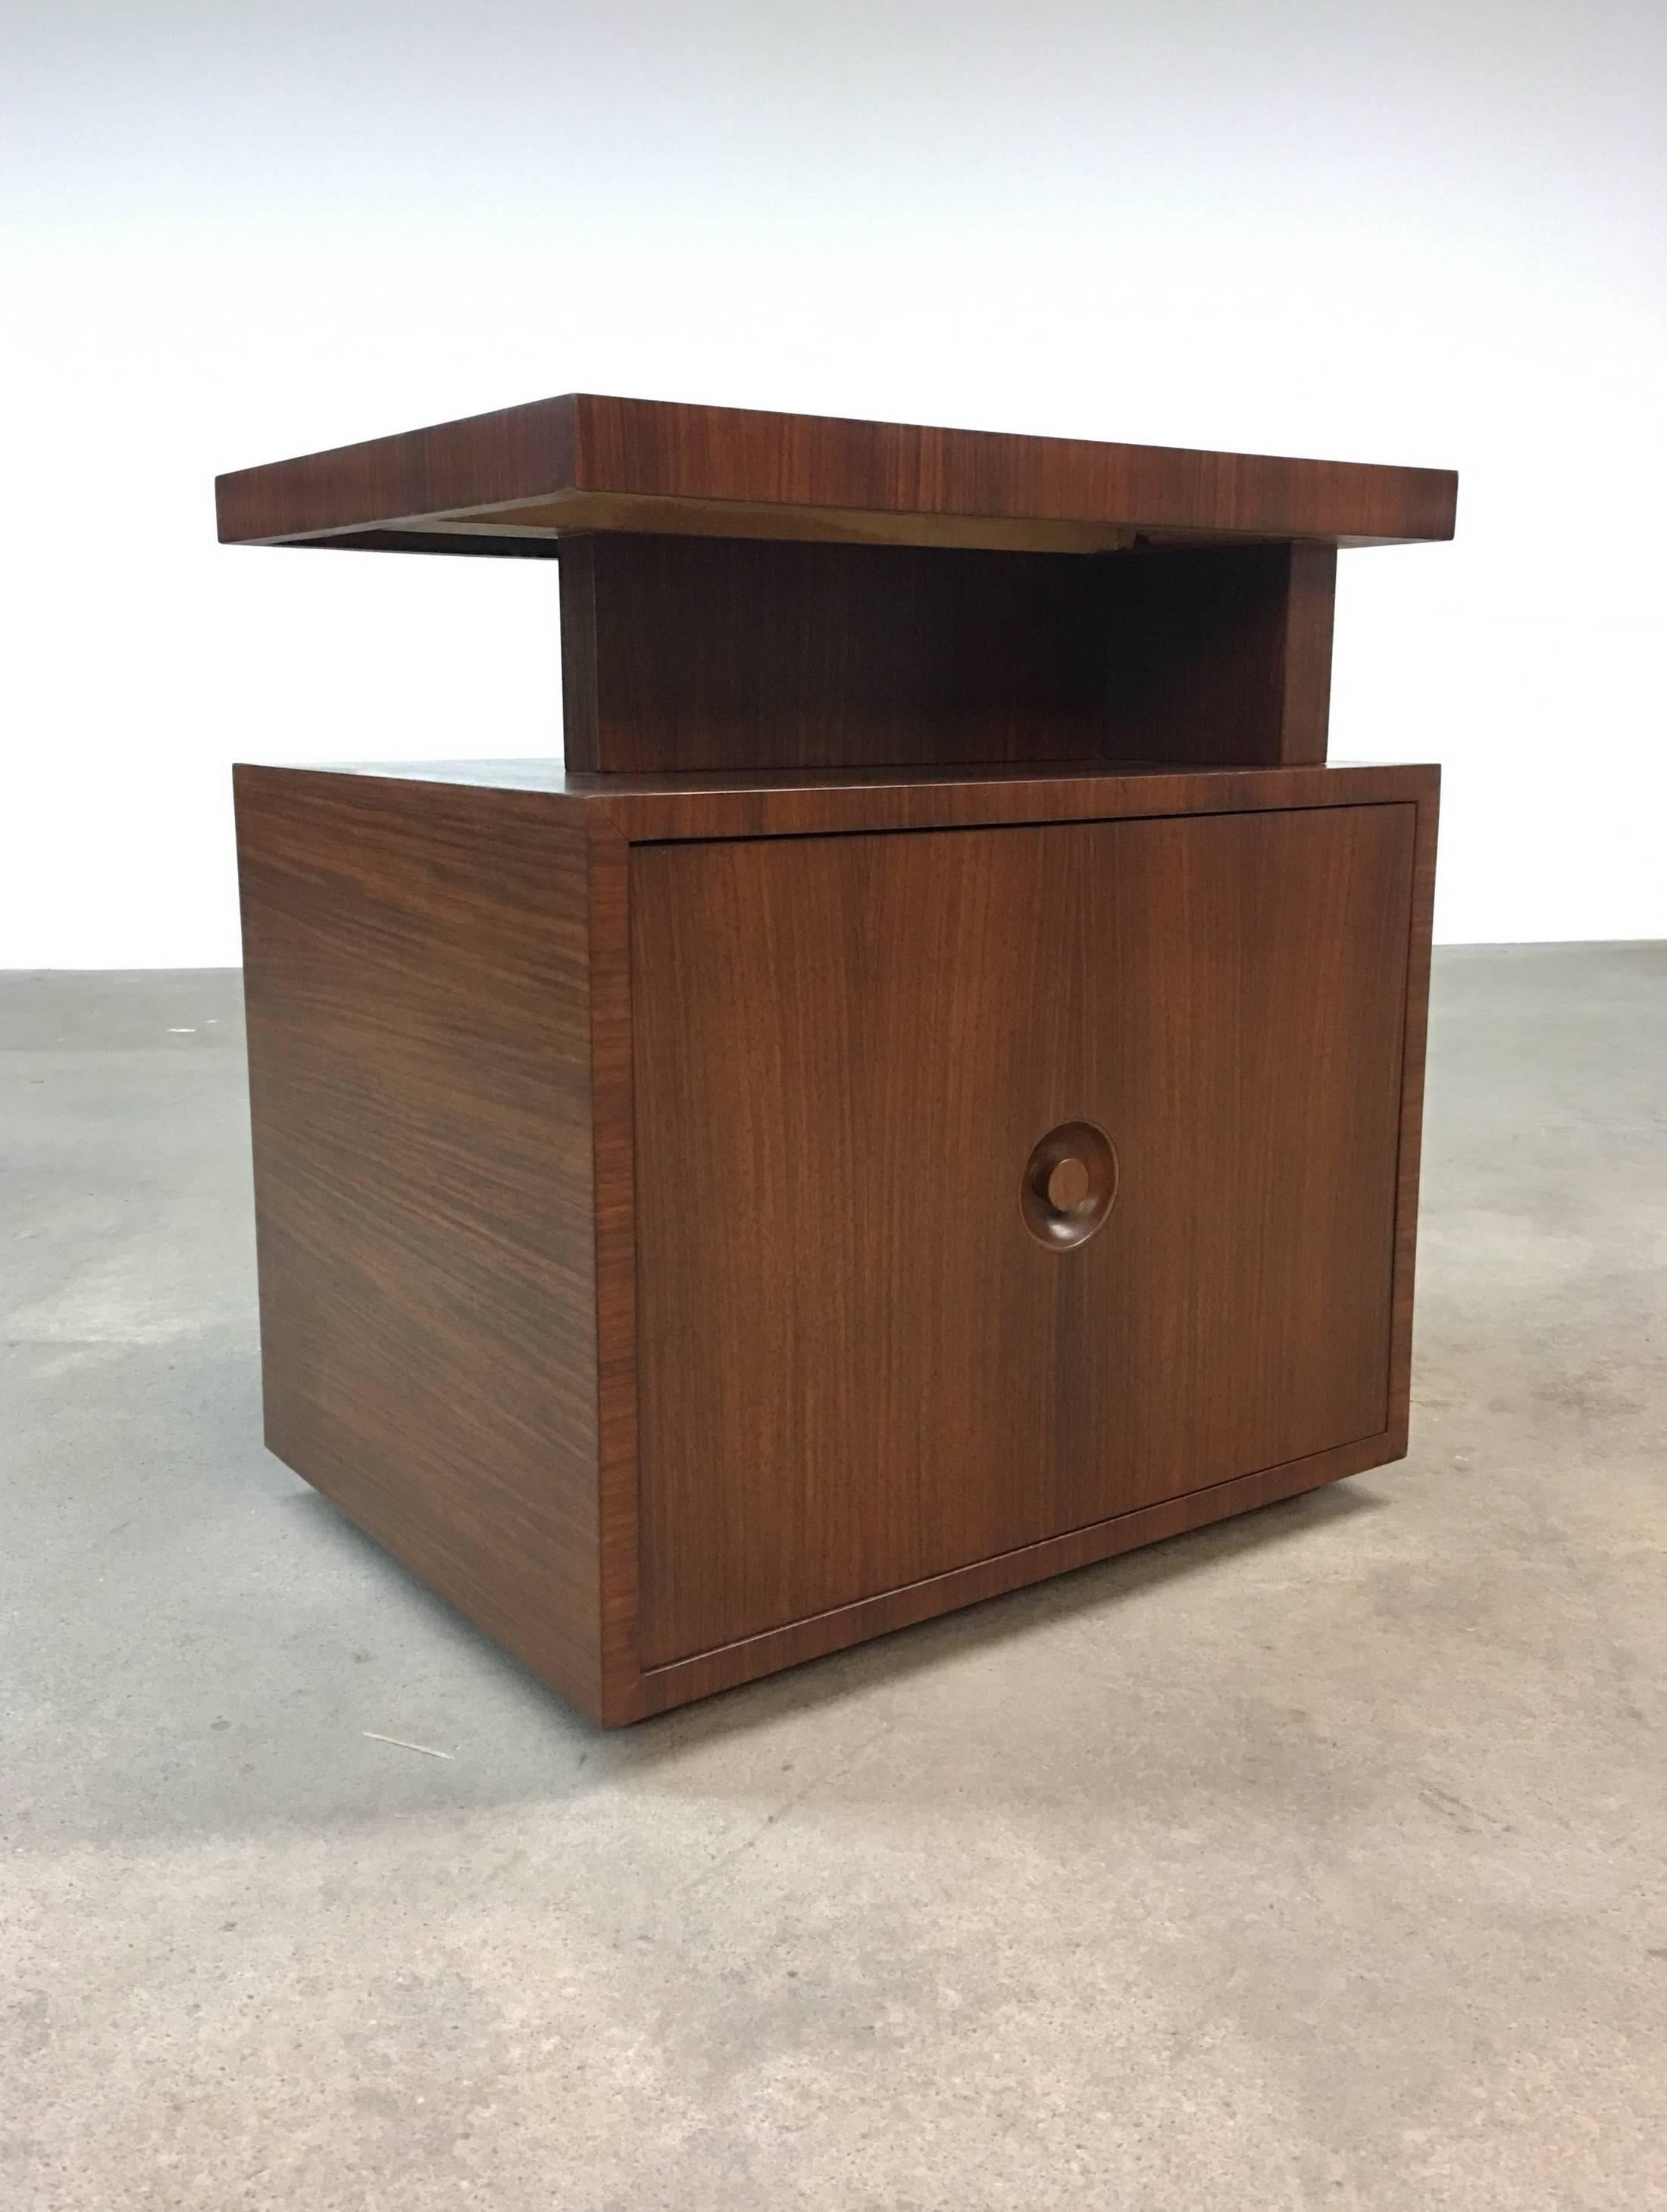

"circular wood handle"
[1021,1121,1118,1249]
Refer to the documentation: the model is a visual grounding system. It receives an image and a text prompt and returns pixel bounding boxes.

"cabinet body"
[235,759,1437,1724]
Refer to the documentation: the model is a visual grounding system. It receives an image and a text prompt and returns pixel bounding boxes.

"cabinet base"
[236,759,1437,1728]
[629,1428,1403,1719]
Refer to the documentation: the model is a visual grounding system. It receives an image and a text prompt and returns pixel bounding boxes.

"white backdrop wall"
[4,0,1663,965]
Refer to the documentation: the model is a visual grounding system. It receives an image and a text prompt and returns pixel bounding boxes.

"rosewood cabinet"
[223,395,1453,1723]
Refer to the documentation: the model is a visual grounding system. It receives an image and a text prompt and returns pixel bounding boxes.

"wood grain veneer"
[227,392,1452,1726]
[558,533,1112,773]
[1387,781,1441,1452]
[630,805,1413,1666]
[577,758,1435,842]
[216,392,1457,554]
[233,767,606,1716]
[558,534,1339,773]
[1109,542,1338,766]
[634,1428,1406,1715]
[233,758,1439,1725]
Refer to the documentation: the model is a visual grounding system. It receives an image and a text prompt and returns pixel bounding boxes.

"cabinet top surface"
[256,756,1419,794]
[233,758,1440,844]
[215,392,1457,558]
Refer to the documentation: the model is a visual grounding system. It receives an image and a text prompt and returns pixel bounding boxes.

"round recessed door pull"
[1021,1120,1118,1249]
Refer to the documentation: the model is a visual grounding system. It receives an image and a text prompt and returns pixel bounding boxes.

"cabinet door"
[631,804,1414,1667]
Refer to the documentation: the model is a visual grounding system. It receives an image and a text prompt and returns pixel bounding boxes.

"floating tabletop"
[217,394,1456,558]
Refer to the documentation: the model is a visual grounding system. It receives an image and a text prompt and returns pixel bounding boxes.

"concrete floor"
[2,947,1664,2211]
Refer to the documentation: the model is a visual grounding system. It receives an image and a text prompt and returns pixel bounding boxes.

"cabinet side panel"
[1386,780,1440,1448]
[584,820,644,1720]
[1106,542,1336,766]
[233,770,605,1717]
[558,538,603,773]
[1279,543,1339,764]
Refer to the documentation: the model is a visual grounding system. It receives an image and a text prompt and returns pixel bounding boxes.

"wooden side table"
[220,395,1454,1723]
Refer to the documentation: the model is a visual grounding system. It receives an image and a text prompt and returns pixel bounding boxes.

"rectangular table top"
[216,393,1456,558]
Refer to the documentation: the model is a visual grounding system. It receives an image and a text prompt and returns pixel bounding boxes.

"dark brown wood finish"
[562,530,1120,774]
[583,814,644,1723]
[1387,783,1441,1453]
[279,758,1437,832]
[216,392,1457,553]
[580,758,1435,842]
[227,394,1451,1726]
[233,758,1438,1724]
[559,534,1337,773]
[1281,543,1342,764]
[635,1428,1401,1714]
[558,533,1112,773]
[631,806,1414,1667]
[1109,542,1338,766]
[233,767,608,1717]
